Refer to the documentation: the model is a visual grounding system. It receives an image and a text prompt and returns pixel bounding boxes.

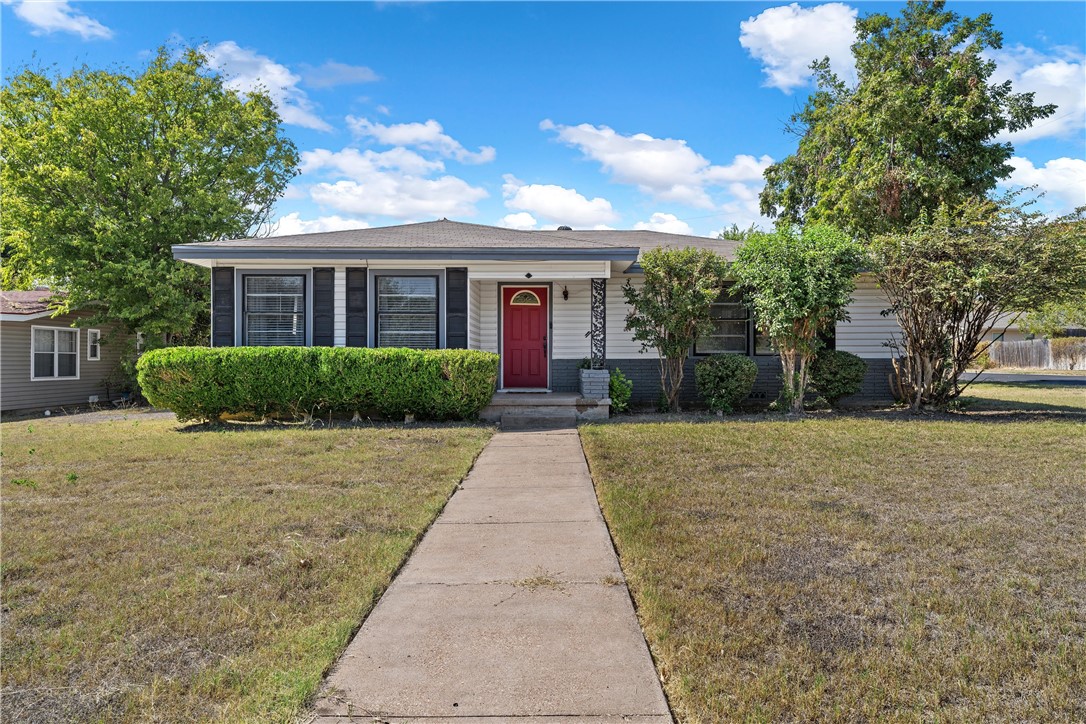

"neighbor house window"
[376,276,438,348]
[243,275,306,346]
[32,326,79,380]
[87,329,101,360]
[695,287,749,355]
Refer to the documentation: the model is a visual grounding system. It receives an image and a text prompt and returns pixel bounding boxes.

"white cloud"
[348,116,496,164]
[268,212,371,236]
[203,41,331,131]
[988,45,1086,143]
[500,212,538,230]
[1001,156,1086,213]
[738,2,858,92]
[310,177,487,219]
[541,119,774,220]
[298,61,380,88]
[502,174,618,227]
[301,147,444,177]
[292,114,494,222]
[6,0,112,39]
[634,213,694,235]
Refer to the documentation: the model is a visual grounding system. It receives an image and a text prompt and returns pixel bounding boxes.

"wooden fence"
[989,338,1086,370]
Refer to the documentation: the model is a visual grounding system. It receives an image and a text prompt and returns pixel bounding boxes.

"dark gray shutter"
[446,267,468,349]
[211,267,235,347]
[312,267,335,346]
[346,267,367,347]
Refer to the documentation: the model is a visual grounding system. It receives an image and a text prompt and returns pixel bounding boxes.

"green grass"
[582,387,1085,722]
[1,411,492,722]
[960,381,1086,412]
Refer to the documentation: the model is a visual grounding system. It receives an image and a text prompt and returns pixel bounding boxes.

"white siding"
[551,281,591,360]
[468,275,482,349]
[837,274,899,358]
[333,267,347,347]
[606,276,653,358]
[476,280,499,353]
[470,279,593,360]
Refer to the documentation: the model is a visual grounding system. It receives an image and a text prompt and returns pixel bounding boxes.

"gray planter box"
[579,368,610,400]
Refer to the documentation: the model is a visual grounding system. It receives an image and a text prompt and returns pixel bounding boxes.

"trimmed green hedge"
[136,347,500,422]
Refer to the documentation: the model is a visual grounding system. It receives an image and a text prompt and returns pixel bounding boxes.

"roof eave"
[171,245,641,263]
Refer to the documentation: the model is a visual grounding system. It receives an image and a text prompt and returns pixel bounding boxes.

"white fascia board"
[1,311,56,322]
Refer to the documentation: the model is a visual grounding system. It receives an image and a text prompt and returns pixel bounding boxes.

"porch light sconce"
[562,286,569,300]
[525,272,533,279]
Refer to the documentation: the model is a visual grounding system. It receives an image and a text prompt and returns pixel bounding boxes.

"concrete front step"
[500,413,576,431]
[481,392,610,424]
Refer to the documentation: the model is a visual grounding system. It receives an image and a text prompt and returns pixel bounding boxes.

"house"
[0,290,133,415]
[171,220,899,415]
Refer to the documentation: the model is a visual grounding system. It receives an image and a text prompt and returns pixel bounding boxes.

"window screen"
[695,287,750,355]
[32,327,78,379]
[244,275,305,346]
[376,276,438,348]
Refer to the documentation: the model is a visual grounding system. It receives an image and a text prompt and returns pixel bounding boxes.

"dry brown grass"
[1,410,492,723]
[582,392,1085,722]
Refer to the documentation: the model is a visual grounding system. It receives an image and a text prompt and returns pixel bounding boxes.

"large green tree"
[1,47,298,342]
[730,225,866,414]
[759,1,1055,238]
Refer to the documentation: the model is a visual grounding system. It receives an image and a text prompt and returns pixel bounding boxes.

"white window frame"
[87,329,101,361]
[30,325,81,381]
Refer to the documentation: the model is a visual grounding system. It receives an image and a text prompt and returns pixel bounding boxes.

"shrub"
[972,343,995,370]
[1050,337,1086,370]
[609,368,633,414]
[136,347,499,422]
[694,355,758,413]
[810,350,868,406]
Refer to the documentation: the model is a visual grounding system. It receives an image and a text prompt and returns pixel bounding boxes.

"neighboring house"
[171,220,900,409]
[1,290,132,414]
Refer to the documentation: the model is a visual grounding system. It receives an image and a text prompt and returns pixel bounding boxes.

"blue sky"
[3,1,1084,237]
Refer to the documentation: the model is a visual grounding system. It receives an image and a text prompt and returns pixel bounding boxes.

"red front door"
[502,286,548,389]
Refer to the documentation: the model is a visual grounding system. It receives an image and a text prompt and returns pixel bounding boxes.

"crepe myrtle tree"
[872,200,1086,410]
[731,225,866,414]
[623,247,728,412]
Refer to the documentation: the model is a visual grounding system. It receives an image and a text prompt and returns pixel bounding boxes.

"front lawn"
[582,390,1085,721]
[959,381,1086,413]
[1,412,492,722]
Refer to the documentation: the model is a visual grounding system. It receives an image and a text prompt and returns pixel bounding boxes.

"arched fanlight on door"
[510,290,542,305]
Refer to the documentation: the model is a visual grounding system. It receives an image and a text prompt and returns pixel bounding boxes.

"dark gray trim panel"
[312,267,335,346]
[173,246,640,262]
[211,267,234,347]
[446,268,468,349]
[346,267,367,347]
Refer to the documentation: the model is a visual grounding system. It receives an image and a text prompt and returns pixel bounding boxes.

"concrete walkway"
[312,428,671,723]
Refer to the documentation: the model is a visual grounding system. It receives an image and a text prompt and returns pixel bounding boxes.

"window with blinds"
[243,275,306,346]
[376,276,438,349]
[32,327,79,379]
[695,286,750,355]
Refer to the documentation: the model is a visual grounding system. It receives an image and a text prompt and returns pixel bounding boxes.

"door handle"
[543,334,548,355]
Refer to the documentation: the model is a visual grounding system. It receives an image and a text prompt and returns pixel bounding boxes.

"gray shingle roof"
[177,219,741,259]
[0,290,63,316]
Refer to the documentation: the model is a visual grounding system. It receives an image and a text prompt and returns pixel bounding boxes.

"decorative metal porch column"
[590,278,606,369]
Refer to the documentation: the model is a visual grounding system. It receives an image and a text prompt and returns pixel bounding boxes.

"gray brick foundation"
[590,356,895,409]
[578,369,610,399]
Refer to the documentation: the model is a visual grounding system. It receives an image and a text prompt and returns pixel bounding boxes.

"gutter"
[171,245,641,263]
